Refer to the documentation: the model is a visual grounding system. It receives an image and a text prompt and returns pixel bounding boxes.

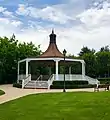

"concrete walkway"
[0,84,94,104]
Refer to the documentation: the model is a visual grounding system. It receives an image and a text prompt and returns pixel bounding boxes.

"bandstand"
[17,30,99,89]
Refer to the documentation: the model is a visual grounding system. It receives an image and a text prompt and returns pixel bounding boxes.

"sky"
[0,0,110,55]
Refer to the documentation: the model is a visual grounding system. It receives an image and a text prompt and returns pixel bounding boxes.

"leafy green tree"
[0,35,42,84]
[96,51,110,78]
[79,46,95,56]
[82,53,97,77]
[100,45,110,52]
[18,42,42,60]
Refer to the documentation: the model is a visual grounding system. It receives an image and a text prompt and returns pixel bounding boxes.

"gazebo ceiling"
[40,30,64,58]
[30,60,80,66]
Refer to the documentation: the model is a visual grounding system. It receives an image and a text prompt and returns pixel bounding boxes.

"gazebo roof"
[40,30,64,58]
[18,29,85,64]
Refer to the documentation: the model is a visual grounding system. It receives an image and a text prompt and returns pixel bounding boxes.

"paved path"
[0,84,94,104]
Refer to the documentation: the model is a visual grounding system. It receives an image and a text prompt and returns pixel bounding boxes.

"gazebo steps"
[24,81,48,89]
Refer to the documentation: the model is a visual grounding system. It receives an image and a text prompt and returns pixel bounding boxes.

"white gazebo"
[17,30,98,89]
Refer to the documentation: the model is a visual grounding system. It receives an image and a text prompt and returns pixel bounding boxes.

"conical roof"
[40,30,64,58]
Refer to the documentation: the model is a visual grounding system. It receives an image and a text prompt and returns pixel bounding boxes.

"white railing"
[34,75,42,88]
[53,74,99,85]
[85,76,99,84]
[54,74,85,81]
[18,74,26,83]
[36,75,42,81]
[22,74,31,89]
[47,74,54,89]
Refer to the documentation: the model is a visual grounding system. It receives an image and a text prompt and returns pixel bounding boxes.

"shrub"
[50,81,93,89]
[98,78,110,84]
[13,83,22,88]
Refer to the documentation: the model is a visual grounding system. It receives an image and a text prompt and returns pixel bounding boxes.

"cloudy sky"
[0,0,110,55]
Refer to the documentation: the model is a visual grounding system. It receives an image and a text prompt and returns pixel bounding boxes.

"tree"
[0,36,18,83]
[0,35,42,84]
[100,45,110,52]
[96,51,110,78]
[79,46,95,56]
[18,42,42,59]
[82,53,97,77]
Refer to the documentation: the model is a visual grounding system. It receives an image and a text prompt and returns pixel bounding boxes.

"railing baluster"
[47,74,54,89]
[21,74,31,89]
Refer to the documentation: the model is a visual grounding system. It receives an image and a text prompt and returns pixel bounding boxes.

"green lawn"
[0,90,5,96]
[0,92,110,120]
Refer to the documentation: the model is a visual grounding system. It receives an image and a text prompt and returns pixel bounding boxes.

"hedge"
[50,84,95,89]
[52,81,88,85]
[13,83,22,88]
[50,81,93,89]
[98,78,110,84]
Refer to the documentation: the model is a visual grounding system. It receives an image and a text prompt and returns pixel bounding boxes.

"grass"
[0,92,110,120]
[0,90,5,96]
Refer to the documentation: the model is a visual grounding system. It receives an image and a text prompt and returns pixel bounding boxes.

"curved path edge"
[0,84,94,104]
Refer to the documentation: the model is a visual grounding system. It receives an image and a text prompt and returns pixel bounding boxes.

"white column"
[69,66,72,80]
[17,62,20,83]
[49,67,51,75]
[55,60,59,80]
[26,60,29,77]
[81,61,85,79]
[29,64,31,74]
[69,66,71,74]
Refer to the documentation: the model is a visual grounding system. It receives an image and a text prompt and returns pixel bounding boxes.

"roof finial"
[52,29,54,34]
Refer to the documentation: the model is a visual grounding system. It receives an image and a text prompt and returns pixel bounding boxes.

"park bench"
[94,84,109,92]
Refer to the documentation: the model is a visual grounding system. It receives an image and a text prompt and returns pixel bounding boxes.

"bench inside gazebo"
[17,30,99,89]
